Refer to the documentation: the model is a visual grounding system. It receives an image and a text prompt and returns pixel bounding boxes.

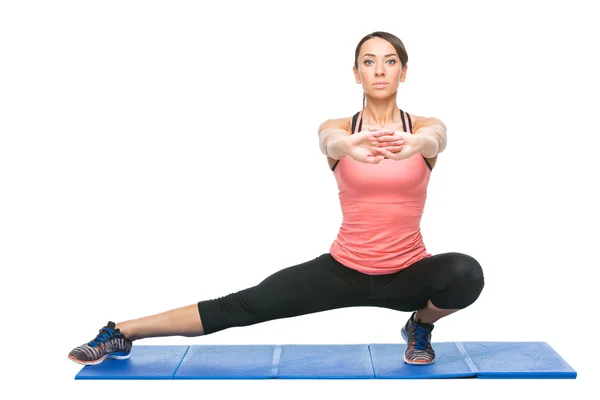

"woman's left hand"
[369,128,423,161]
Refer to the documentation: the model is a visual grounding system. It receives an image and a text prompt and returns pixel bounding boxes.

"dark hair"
[354,31,408,109]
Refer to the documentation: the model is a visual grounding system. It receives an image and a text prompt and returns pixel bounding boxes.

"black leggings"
[197,252,484,335]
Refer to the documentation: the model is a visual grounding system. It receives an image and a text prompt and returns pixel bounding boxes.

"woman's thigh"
[247,253,374,311]
[370,252,485,311]
[198,253,378,334]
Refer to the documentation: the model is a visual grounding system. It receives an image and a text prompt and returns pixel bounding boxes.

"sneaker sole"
[403,355,435,365]
[401,326,435,365]
[68,352,130,366]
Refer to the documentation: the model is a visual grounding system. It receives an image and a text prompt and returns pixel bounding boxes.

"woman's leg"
[372,251,484,364]
[116,253,375,340]
[115,304,204,340]
[197,253,377,335]
[70,253,377,364]
[372,251,485,319]
[415,299,459,325]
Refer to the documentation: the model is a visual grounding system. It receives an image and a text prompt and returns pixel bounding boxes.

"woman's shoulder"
[318,111,436,134]
[318,115,353,134]
[408,113,446,131]
[407,113,426,124]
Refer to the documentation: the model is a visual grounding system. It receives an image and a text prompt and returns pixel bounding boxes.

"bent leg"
[416,299,459,324]
[373,252,485,323]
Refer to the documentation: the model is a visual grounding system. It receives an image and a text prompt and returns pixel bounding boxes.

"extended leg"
[116,304,204,340]
[69,253,372,365]
[118,253,373,340]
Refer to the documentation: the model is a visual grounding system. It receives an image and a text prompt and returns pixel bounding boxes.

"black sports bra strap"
[400,109,406,132]
[357,113,362,133]
[351,111,360,135]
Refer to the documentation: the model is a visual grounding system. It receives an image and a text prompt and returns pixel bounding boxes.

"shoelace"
[88,327,117,347]
[411,323,431,350]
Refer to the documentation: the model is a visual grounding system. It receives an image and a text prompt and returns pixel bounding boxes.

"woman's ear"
[353,66,361,84]
[400,63,408,82]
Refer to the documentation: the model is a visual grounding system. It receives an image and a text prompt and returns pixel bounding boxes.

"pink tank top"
[329,109,433,275]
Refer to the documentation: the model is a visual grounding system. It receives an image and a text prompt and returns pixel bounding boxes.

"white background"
[1,0,598,398]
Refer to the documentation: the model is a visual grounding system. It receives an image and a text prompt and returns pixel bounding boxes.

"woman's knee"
[433,252,485,309]
[448,252,484,282]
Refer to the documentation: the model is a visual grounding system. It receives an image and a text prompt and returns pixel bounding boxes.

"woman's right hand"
[346,128,402,164]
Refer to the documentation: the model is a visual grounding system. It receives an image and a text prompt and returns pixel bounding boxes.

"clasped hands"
[364,127,423,162]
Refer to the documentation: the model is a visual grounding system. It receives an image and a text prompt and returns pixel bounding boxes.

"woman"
[68,31,484,366]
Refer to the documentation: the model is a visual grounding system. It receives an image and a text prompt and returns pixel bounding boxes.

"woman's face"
[354,37,407,97]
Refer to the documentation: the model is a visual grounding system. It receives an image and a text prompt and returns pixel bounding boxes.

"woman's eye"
[364,59,396,65]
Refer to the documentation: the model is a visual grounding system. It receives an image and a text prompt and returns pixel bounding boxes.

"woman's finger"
[382,140,405,146]
[378,136,404,143]
[383,146,403,152]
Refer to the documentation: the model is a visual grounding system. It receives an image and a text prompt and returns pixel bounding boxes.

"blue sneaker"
[401,312,435,365]
[68,321,133,365]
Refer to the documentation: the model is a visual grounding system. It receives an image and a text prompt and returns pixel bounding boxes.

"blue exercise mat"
[74,342,576,380]
[369,342,477,379]
[276,344,374,379]
[75,345,189,380]
[175,345,277,379]
[458,342,577,379]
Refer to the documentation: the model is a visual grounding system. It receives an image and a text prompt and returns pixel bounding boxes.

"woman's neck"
[362,97,401,127]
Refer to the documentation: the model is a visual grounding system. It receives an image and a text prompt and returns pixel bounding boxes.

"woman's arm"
[318,118,352,159]
[413,117,447,158]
